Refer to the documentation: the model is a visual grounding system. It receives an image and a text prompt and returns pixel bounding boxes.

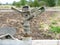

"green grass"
[50,25,60,33]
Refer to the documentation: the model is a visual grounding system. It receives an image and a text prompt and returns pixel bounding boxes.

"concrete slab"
[0,40,32,45]
[32,40,59,45]
[0,40,59,45]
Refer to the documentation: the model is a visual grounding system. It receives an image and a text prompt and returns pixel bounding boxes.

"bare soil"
[0,10,60,40]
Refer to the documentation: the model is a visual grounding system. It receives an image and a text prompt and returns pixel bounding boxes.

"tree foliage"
[39,1,46,6]
[33,0,39,7]
[13,1,21,7]
[58,0,60,6]
[13,1,16,6]
[46,0,55,7]
[28,0,34,7]
[20,0,27,6]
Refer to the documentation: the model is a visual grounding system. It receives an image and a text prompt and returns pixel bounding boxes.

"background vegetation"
[12,0,60,7]
[0,0,60,7]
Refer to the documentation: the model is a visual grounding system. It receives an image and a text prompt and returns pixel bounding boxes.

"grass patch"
[50,25,60,33]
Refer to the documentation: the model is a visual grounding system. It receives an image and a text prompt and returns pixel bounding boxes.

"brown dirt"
[0,10,60,40]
